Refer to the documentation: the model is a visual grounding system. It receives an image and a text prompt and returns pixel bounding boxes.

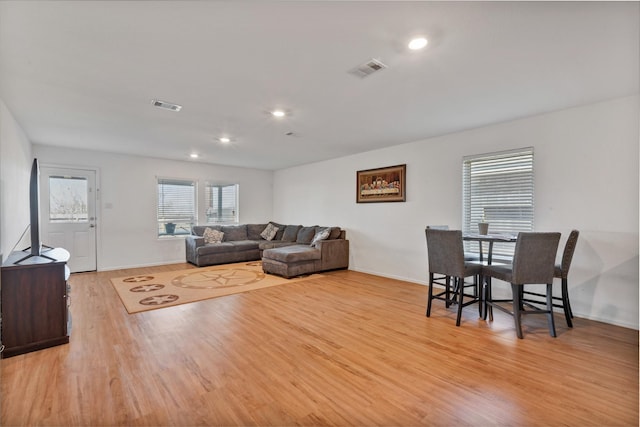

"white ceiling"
[1,1,638,170]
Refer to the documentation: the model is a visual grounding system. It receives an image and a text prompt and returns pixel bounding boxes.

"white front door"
[40,167,97,272]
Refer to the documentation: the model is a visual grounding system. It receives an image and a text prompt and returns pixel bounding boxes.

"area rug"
[110,261,322,314]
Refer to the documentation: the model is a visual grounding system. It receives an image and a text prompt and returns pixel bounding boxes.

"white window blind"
[205,183,238,223]
[463,147,534,258]
[157,178,196,236]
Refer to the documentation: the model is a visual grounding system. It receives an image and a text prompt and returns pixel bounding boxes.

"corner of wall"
[0,98,33,259]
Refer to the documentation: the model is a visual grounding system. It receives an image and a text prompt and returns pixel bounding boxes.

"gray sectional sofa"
[185,222,349,278]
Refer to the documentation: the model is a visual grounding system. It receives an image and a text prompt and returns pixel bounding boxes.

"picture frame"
[356,164,406,203]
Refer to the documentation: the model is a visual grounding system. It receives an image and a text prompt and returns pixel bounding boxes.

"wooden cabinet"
[1,247,70,358]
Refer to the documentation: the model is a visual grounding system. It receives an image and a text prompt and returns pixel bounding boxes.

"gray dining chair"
[425,225,481,304]
[425,226,452,299]
[521,230,579,327]
[425,228,483,326]
[426,225,481,262]
[483,232,561,338]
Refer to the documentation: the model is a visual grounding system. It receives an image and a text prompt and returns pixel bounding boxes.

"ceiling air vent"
[348,58,388,78]
[151,99,182,112]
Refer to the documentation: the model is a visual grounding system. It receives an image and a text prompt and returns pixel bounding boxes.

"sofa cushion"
[310,228,331,247]
[281,225,302,242]
[315,226,341,240]
[247,224,268,240]
[221,225,248,241]
[260,223,279,241]
[329,227,342,240]
[296,226,317,244]
[259,241,296,250]
[263,245,321,263]
[228,241,260,252]
[203,227,224,244]
[197,242,236,255]
[192,225,221,237]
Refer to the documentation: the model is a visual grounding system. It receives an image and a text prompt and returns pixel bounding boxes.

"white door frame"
[40,164,100,272]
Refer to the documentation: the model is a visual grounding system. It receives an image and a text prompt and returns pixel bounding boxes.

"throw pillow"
[260,223,279,241]
[328,227,342,240]
[310,228,331,247]
[203,227,224,244]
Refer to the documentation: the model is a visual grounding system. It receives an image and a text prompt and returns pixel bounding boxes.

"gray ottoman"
[262,245,321,278]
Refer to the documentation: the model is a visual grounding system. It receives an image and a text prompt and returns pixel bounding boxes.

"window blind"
[463,147,534,258]
[205,183,238,223]
[157,178,196,235]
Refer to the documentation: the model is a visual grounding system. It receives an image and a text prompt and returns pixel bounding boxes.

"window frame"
[156,177,197,238]
[462,147,534,259]
[204,182,239,224]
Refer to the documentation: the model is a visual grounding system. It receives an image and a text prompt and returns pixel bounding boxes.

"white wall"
[6,96,638,328]
[0,99,32,259]
[33,145,274,270]
[273,95,640,329]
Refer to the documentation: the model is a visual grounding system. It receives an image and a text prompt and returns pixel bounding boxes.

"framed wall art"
[356,164,406,203]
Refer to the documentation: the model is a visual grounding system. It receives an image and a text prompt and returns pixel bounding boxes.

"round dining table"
[463,233,517,264]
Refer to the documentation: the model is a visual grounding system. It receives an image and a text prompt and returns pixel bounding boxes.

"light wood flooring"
[1,264,638,426]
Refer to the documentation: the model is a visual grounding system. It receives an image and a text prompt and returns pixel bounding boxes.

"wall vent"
[151,99,182,112]
[348,58,388,78]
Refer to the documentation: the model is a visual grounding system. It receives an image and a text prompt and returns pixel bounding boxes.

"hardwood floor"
[1,264,638,426]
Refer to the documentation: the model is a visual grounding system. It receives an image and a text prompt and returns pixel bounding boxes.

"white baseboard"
[95,259,187,272]
[350,266,428,286]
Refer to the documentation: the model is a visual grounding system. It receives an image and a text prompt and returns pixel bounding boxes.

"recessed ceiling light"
[408,37,428,50]
[190,153,199,159]
[219,137,231,144]
[271,110,286,118]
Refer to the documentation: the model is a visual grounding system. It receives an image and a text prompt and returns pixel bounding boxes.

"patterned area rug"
[110,261,321,314]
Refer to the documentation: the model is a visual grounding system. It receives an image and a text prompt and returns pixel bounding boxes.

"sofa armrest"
[185,235,205,264]
[317,238,349,271]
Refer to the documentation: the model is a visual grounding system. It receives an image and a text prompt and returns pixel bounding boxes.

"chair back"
[425,228,466,277]
[559,230,579,278]
[426,225,449,230]
[512,232,561,284]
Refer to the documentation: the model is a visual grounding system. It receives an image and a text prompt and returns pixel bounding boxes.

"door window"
[48,176,89,223]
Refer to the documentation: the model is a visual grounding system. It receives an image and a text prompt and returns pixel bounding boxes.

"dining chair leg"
[512,283,524,339]
[482,278,487,320]
[477,274,483,318]
[546,283,557,337]
[483,278,488,321]
[567,281,574,319]
[518,286,525,311]
[486,278,494,321]
[445,276,451,308]
[451,277,459,305]
[455,277,464,326]
[451,277,459,304]
[561,278,573,327]
[426,273,434,317]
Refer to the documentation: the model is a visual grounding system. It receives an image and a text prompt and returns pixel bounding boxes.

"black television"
[29,158,41,257]
[13,158,53,263]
